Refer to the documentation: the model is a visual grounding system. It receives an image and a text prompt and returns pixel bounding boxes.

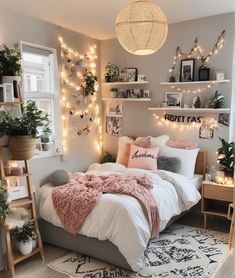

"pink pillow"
[135,137,150,148]
[166,139,198,150]
[127,145,159,171]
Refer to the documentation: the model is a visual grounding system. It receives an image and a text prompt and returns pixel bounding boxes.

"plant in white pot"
[0,100,50,160]
[0,43,22,85]
[15,223,35,256]
[40,125,52,151]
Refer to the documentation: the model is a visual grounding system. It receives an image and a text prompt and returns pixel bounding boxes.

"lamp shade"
[116,0,168,55]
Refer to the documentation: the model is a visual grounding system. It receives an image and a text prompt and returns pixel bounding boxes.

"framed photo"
[199,126,214,139]
[218,113,229,126]
[106,101,122,116]
[0,84,14,102]
[137,74,146,82]
[180,59,195,82]
[198,68,210,81]
[106,116,122,136]
[214,70,225,81]
[143,89,150,99]
[122,68,138,82]
[165,92,182,107]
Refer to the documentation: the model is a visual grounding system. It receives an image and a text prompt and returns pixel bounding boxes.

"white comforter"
[39,164,201,271]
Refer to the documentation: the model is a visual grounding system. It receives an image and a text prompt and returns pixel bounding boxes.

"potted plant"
[110,88,118,98]
[0,100,50,160]
[15,223,35,256]
[217,137,234,178]
[208,90,224,109]
[0,43,22,84]
[40,125,52,151]
[104,63,119,82]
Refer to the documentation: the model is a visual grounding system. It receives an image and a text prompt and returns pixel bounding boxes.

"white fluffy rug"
[47,224,229,278]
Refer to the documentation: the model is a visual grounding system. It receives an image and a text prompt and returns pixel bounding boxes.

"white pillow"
[150,135,170,147]
[159,145,199,178]
[88,162,126,172]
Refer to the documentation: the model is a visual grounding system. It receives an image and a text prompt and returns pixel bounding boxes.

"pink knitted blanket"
[52,174,159,238]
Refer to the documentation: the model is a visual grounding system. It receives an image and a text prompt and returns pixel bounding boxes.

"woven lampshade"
[116,0,168,55]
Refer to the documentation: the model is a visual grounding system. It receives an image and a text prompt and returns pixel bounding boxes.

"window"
[21,42,61,158]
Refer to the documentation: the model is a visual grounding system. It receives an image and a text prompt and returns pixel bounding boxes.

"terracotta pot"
[9,135,36,160]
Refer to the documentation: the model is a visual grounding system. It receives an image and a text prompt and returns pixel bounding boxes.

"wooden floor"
[0,213,234,278]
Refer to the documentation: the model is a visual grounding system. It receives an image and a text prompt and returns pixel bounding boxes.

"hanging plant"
[81,71,98,97]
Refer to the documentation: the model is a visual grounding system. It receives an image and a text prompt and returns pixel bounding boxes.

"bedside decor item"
[165,92,182,107]
[198,67,210,81]
[215,171,225,184]
[0,100,50,159]
[116,0,168,55]
[217,137,234,178]
[104,63,119,82]
[208,90,224,109]
[214,70,225,81]
[205,173,212,182]
[40,125,52,151]
[180,59,195,82]
[16,222,35,256]
[192,96,201,108]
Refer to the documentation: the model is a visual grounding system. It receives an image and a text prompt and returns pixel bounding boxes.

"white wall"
[101,13,235,166]
[0,8,101,270]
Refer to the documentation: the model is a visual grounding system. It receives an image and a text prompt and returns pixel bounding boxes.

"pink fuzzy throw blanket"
[52,174,159,238]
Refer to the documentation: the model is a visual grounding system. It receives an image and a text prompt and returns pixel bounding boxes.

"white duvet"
[39,163,201,271]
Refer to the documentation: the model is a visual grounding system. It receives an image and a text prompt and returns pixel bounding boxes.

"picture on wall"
[199,126,214,139]
[122,68,138,82]
[180,59,195,82]
[106,116,122,136]
[106,101,122,116]
[218,113,229,126]
[165,92,182,107]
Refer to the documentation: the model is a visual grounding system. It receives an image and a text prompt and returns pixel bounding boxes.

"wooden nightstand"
[201,181,234,229]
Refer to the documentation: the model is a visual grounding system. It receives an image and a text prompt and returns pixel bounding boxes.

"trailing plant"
[0,182,10,225]
[40,125,52,143]
[217,137,234,177]
[81,71,98,97]
[0,100,50,138]
[101,151,116,163]
[208,90,224,109]
[15,222,35,243]
[0,43,22,76]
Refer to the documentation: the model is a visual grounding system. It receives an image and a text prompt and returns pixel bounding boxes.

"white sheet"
[39,165,201,271]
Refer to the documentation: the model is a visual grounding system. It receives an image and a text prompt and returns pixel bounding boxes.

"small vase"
[32,239,37,249]
[19,239,33,256]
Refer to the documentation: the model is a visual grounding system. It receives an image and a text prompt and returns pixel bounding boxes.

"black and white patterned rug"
[47,224,229,278]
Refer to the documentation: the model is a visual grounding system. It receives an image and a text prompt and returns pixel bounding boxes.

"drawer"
[203,184,234,202]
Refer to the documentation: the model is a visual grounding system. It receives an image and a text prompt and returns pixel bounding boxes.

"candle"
[224,176,234,186]
[11,167,23,176]
[215,171,225,184]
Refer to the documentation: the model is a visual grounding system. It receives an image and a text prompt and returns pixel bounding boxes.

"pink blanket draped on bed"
[52,174,159,238]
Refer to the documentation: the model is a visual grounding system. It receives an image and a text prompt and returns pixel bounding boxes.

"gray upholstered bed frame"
[39,150,206,271]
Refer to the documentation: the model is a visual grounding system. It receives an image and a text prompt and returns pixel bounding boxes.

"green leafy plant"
[101,151,115,163]
[15,223,35,243]
[111,88,118,92]
[208,90,224,109]
[81,71,98,97]
[104,63,119,82]
[40,125,52,143]
[217,137,234,177]
[0,43,22,76]
[0,183,10,225]
[0,100,50,138]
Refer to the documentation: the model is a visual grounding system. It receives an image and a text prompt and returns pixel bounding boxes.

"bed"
[38,150,206,272]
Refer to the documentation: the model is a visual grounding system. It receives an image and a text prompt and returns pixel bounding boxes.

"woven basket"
[9,136,36,160]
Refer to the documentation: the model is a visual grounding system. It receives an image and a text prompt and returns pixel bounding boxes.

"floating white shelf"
[160,80,230,86]
[106,114,123,117]
[147,107,230,113]
[102,98,151,102]
[102,81,149,85]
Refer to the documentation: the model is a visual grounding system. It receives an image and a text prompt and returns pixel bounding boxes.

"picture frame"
[180,59,195,82]
[199,126,214,139]
[122,68,138,82]
[214,70,225,81]
[106,101,123,116]
[143,89,150,99]
[137,74,146,82]
[218,113,229,126]
[0,83,14,102]
[165,92,182,107]
[106,116,122,136]
[198,68,210,81]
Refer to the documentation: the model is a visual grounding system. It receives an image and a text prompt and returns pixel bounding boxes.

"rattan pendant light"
[116,0,168,55]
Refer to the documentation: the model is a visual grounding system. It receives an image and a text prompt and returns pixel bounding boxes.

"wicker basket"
[9,136,36,160]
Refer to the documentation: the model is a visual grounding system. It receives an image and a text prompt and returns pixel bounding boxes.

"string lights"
[59,36,102,154]
[169,30,226,77]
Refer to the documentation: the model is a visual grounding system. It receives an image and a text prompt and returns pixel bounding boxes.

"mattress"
[39,166,201,271]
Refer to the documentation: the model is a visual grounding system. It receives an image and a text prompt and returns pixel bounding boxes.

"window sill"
[32,143,62,160]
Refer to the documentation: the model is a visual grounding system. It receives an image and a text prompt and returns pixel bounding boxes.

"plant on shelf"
[15,222,35,255]
[40,125,52,151]
[81,70,98,97]
[110,88,118,98]
[217,137,234,178]
[208,90,224,109]
[104,63,119,82]
[0,100,50,160]
[0,181,11,225]
[0,43,22,83]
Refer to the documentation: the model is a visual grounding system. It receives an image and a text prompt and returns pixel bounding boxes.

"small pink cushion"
[166,139,198,150]
[127,145,159,171]
[135,137,151,148]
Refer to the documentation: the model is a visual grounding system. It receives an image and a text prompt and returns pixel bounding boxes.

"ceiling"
[1,0,235,40]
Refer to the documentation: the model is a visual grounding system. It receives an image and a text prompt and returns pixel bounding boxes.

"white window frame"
[20,41,62,159]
